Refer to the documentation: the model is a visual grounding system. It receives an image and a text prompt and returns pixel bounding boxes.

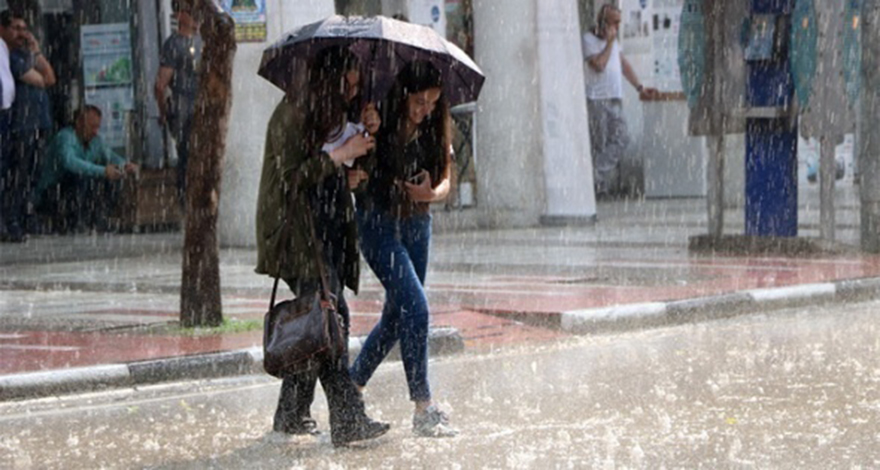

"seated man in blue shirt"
[35,105,139,233]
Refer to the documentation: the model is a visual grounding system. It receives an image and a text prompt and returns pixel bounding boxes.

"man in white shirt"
[0,10,18,134]
[583,4,655,196]
[0,10,22,242]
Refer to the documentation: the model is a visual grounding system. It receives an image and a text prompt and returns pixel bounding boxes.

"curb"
[560,277,880,334]
[4,278,879,402]
[0,327,465,402]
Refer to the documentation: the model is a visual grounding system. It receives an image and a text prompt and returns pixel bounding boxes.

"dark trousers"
[0,110,12,236]
[38,173,122,234]
[274,271,367,433]
[2,129,46,236]
[171,113,192,208]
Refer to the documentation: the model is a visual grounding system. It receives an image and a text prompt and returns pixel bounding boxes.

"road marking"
[0,380,275,422]
[0,344,80,351]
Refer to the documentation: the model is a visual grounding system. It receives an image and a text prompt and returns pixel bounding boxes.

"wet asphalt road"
[1,300,879,469]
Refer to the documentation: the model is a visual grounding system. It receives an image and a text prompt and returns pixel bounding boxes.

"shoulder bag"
[262,190,346,378]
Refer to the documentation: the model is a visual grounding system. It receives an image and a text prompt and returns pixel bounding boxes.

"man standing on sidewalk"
[583,3,655,197]
[154,0,201,209]
[7,16,56,238]
[0,10,21,242]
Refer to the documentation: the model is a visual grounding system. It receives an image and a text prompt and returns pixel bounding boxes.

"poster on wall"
[81,23,133,87]
[652,0,683,92]
[221,0,267,42]
[81,23,135,149]
[408,0,446,36]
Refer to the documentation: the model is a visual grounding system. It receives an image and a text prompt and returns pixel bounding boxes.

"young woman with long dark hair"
[350,61,458,438]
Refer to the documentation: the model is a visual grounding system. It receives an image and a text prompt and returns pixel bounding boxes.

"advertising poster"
[81,23,134,149]
[408,0,446,36]
[221,0,267,42]
[81,23,133,87]
[652,0,683,92]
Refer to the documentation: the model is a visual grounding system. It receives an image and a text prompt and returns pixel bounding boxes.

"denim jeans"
[350,208,433,402]
[172,113,192,209]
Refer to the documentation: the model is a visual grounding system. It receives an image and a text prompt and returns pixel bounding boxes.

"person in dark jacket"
[255,46,388,447]
[7,17,55,238]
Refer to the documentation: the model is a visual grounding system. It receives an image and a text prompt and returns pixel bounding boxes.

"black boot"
[273,374,319,435]
[273,416,320,436]
[331,416,390,447]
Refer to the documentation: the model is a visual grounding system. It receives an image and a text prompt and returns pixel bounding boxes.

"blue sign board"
[746,0,799,237]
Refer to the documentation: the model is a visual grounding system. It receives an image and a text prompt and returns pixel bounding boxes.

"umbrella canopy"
[258,15,485,106]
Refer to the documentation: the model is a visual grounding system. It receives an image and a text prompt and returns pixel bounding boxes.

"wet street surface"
[2,300,879,468]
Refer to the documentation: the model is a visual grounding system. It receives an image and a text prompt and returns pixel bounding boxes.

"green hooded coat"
[254,97,360,293]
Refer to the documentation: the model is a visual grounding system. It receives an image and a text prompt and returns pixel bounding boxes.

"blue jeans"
[172,113,192,209]
[350,208,433,402]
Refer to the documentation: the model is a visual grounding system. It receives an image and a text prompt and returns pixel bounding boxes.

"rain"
[1,0,880,468]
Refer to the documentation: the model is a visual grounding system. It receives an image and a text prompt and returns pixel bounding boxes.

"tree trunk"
[180,0,236,327]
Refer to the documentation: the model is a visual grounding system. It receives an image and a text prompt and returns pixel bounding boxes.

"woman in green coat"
[255,46,388,446]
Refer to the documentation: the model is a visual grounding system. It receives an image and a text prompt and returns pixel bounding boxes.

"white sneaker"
[412,405,459,438]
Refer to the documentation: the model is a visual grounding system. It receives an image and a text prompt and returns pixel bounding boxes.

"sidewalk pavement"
[2,190,879,400]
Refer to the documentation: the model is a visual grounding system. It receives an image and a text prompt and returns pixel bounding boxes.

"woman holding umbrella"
[255,45,389,446]
[350,61,459,438]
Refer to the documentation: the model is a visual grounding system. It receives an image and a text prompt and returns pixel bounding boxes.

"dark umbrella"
[258,15,485,106]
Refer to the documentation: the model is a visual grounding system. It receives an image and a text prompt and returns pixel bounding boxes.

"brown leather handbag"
[263,196,346,378]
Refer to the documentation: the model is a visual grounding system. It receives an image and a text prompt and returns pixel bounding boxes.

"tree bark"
[180,0,236,327]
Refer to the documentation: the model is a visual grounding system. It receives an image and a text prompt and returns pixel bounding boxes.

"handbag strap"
[303,196,335,304]
[269,174,334,310]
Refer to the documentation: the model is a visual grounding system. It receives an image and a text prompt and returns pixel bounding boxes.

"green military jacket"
[255,97,360,293]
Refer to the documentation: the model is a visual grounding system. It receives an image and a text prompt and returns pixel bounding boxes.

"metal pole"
[707,134,724,239]
[860,0,880,252]
[706,0,725,240]
[815,4,837,242]
[819,134,837,241]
